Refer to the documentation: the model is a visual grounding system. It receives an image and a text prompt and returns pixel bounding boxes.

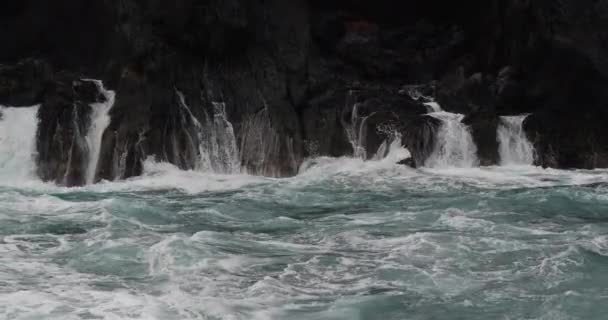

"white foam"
[426,111,478,168]
[0,105,40,184]
[498,115,535,166]
[423,101,442,113]
[1,160,608,319]
[87,159,266,194]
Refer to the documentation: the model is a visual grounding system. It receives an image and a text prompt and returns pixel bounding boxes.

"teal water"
[1,159,608,320]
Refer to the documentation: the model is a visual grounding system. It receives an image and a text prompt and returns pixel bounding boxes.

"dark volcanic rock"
[525,109,608,169]
[401,115,442,168]
[338,87,428,159]
[95,0,310,180]
[463,112,500,166]
[36,75,105,186]
[1,0,608,185]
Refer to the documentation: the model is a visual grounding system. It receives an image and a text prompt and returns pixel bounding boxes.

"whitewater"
[2,106,608,320]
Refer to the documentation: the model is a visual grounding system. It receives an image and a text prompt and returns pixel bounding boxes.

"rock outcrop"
[1,0,607,185]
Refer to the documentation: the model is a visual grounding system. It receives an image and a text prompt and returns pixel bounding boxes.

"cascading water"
[425,111,478,168]
[83,80,116,184]
[408,93,478,168]
[201,102,241,174]
[0,105,39,183]
[497,115,535,166]
[175,89,206,168]
[343,90,374,159]
[423,101,442,113]
[176,90,241,174]
[406,87,478,168]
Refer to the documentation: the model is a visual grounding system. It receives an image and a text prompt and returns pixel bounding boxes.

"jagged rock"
[301,88,353,158]
[36,74,105,186]
[463,112,500,166]
[525,110,608,169]
[329,86,429,159]
[401,115,442,168]
[1,0,608,185]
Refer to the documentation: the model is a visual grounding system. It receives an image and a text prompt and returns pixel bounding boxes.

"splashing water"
[406,87,477,168]
[343,91,374,159]
[372,132,410,163]
[2,156,608,319]
[423,101,443,113]
[204,102,241,174]
[2,89,608,320]
[83,80,116,184]
[372,140,389,161]
[176,90,241,174]
[426,110,478,168]
[0,105,39,183]
[498,115,535,166]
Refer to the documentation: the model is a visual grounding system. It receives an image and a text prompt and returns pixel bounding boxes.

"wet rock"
[36,74,104,186]
[328,86,429,159]
[463,112,500,166]
[520,42,608,169]
[1,0,608,185]
[401,115,442,168]
[525,109,608,169]
[397,157,416,168]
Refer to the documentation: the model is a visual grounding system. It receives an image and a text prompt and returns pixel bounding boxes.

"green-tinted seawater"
[1,159,608,320]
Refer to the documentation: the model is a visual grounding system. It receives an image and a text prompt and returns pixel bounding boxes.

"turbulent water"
[424,101,478,169]
[2,104,608,320]
[498,115,535,166]
[2,150,608,319]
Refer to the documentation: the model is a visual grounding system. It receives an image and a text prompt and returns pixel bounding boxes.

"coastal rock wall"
[1,0,607,184]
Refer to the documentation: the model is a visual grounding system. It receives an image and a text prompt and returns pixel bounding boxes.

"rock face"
[37,76,104,186]
[1,0,608,185]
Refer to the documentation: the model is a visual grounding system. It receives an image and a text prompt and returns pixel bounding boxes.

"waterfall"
[423,102,442,113]
[497,115,535,166]
[0,105,40,182]
[405,86,478,168]
[176,90,241,174]
[343,90,374,159]
[83,80,116,184]
[201,102,241,174]
[175,89,207,170]
[423,101,478,168]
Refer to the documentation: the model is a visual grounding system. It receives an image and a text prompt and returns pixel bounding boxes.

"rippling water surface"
[2,158,608,320]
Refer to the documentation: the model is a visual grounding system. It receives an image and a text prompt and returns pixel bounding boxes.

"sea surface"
[2,157,608,320]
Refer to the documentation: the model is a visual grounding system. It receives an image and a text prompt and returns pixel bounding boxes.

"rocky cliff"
[1,0,607,185]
